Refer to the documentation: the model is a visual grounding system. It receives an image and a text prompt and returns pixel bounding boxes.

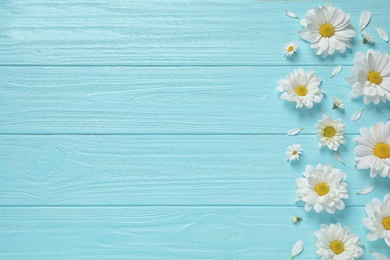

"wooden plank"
[0,0,388,66]
[1,135,389,206]
[0,66,388,134]
[0,206,387,259]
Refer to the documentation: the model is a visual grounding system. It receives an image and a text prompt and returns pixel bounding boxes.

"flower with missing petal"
[363,193,390,247]
[315,115,347,151]
[298,2,356,58]
[362,31,375,44]
[283,41,298,57]
[346,49,390,105]
[296,164,349,214]
[286,144,303,161]
[291,216,303,223]
[332,97,344,109]
[315,223,364,259]
[354,121,390,178]
[276,68,323,109]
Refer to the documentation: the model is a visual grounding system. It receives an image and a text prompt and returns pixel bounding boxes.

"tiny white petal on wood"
[330,65,342,78]
[351,109,365,122]
[377,25,389,42]
[288,128,304,136]
[356,185,375,195]
[360,11,371,32]
[371,251,390,260]
[285,10,299,19]
[291,240,304,259]
[333,152,346,166]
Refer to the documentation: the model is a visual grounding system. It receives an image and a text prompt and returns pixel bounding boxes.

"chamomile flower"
[283,41,298,57]
[298,2,356,58]
[362,193,390,247]
[315,223,364,259]
[286,144,303,161]
[291,216,303,223]
[346,49,390,105]
[296,164,349,214]
[354,121,390,178]
[276,68,323,109]
[315,115,347,151]
[332,97,345,109]
[362,31,375,44]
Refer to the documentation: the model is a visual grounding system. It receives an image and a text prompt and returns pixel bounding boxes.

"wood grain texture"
[1,135,389,206]
[1,206,389,259]
[1,66,388,134]
[0,0,389,66]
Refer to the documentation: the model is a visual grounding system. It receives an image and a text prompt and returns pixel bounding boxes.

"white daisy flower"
[296,164,349,214]
[283,41,298,57]
[285,144,303,161]
[315,223,364,259]
[315,115,347,151]
[346,49,390,105]
[332,97,344,109]
[276,68,323,109]
[362,31,375,44]
[291,216,303,223]
[354,121,390,178]
[362,193,390,247]
[298,2,356,58]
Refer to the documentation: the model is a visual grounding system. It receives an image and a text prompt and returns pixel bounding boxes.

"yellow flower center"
[315,182,329,196]
[383,216,390,230]
[292,150,298,155]
[330,240,345,255]
[368,71,383,85]
[319,24,335,37]
[295,85,308,96]
[374,143,390,159]
[323,126,335,138]
[288,46,294,52]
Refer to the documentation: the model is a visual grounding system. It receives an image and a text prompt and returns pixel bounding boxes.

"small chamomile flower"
[291,216,303,223]
[285,144,303,161]
[332,97,345,109]
[315,115,347,151]
[362,31,375,44]
[283,41,298,57]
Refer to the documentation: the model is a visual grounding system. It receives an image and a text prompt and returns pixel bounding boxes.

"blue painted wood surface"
[0,0,389,259]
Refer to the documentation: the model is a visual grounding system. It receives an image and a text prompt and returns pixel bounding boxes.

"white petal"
[330,65,342,78]
[360,11,371,32]
[285,10,299,19]
[356,185,375,195]
[288,128,304,136]
[333,152,346,166]
[377,25,389,42]
[291,240,304,259]
[371,251,390,260]
[351,109,365,122]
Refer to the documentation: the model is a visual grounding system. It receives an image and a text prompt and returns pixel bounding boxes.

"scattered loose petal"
[291,216,303,223]
[332,97,344,109]
[333,152,346,166]
[351,109,365,122]
[285,10,299,19]
[360,11,371,32]
[330,65,342,78]
[362,31,375,44]
[370,251,390,260]
[377,25,389,42]
[291,240,304,259]
[288,128,304,136]
[356,185,375,195]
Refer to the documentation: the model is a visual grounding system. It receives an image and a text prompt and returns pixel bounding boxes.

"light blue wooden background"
[0,0,389,259]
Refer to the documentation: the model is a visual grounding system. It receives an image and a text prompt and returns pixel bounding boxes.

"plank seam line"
[0,133,361,136]
[0,205,366,208]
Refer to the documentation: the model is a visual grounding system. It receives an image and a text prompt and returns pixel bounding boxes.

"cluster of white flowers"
[280,3,390,259]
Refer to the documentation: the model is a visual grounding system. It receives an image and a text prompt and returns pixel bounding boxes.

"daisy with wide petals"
[315,114,347,151]
[362,193,390,247]
[285,144,303,161]
[277,68,323,108]
[283,41,298,57]
[298,2,356,58]
[354,121,390,178]
[346,49,390,105]
[296,164,349,214]
[315,223,364,259]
